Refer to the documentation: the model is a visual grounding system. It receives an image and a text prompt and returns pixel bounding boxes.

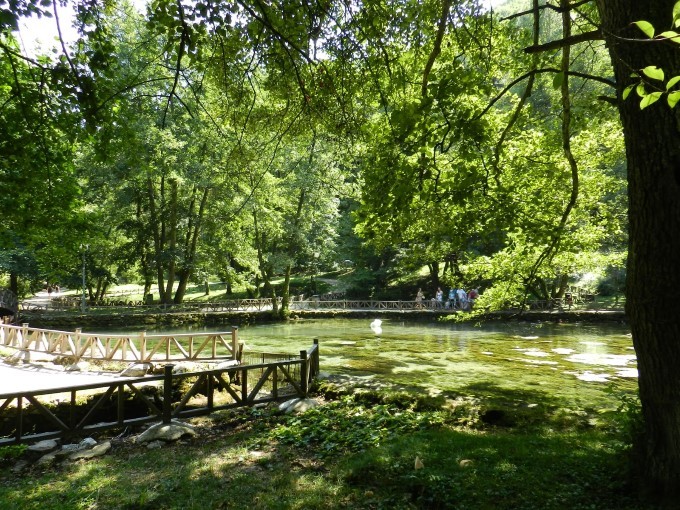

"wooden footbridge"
[0,322,242,363]
[0,322,321,445]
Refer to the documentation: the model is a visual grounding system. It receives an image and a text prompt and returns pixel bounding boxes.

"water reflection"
[142,318,636,406]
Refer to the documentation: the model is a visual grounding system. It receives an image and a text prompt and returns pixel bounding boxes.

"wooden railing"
[0,323,242,363]
[0,339,320,445]
[290,299,456,311]
[20,297,292,313]
[19,297,463,314]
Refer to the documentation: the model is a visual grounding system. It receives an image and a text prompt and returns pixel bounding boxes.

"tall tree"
[593,2,680,504]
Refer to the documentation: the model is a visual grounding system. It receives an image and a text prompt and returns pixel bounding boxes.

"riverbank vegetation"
[0,380,648,510]
[0,0,627,318]
[4,0,680,503]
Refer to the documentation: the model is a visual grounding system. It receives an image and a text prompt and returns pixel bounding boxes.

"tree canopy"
[5,0,680,503]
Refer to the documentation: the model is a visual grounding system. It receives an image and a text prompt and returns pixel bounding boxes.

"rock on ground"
[278,397,319,414]
[136,420,196,443]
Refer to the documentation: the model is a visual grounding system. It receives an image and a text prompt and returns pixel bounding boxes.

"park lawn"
[0,385,649,510]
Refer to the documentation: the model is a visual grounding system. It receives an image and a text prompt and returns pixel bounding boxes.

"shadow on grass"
[338,426,645,510]
[0,425,646,510]
[0,382,647,510]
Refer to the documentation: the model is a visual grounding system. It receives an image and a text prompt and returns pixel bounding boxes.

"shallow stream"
[230,318,636,408]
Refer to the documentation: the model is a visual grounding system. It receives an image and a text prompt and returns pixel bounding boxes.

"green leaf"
[633,20,655,38]
[642,66,665,81]
[674,1,680,27]
[667,76,680,90]
[636,82,647,97]
[622,85,635,100]
[552,72,564,89]
[640,92,662,109]
[658,31,680,42]
[668,91,680,108]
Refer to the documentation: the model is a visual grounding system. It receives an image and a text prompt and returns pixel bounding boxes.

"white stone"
[78,437,97,449]
[171,363,203,374]
[120,363,153,377]
[279,398,319,414]
[69,441,111,460]
[136,420,196,443]
[27,439,58,453]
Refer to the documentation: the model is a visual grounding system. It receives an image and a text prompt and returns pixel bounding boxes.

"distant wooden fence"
[0,323,242,363]
[19,297,464,314]
[290,299,455,311]
[21,297,290,313]
[0,340,320,445]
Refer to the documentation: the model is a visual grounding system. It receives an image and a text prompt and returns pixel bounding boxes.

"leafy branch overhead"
[623,1,680,109]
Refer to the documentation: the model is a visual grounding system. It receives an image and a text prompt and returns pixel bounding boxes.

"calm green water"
[231,318,636,408]
[124,317,634,408]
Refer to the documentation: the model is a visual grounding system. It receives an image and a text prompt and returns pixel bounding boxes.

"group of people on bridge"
[415,286,479,311]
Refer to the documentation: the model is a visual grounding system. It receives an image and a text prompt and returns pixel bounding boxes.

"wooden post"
[75,328,82,359]
[273,366,278,399]
[16,396,23,442]
[117,383,125,426]
[163,364,174,424]
[207,374,213,409]
[70,390,76,430]
[21,323,29,349]
[140,331,147,361]
[313,338,319,376]
[231,326,239,361]
[300,349,308,397]
[241,369,248,404]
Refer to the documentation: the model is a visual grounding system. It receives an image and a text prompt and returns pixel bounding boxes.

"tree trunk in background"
[148,177,167,303]
[428,261,440,292]
[280,265,292,318]
[597,2,680,504]
[164,178,178,304]
[173,188,209,304]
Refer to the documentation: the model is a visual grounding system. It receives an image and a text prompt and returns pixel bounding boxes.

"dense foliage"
[7,0,680,504]
[0,0,626,311]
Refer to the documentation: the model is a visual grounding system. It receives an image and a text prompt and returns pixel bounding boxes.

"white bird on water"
[370,319,382,335]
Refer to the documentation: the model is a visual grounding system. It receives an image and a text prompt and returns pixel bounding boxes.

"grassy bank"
[0,380,647,510]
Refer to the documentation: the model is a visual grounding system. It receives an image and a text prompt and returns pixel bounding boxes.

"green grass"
[0,385,650,510]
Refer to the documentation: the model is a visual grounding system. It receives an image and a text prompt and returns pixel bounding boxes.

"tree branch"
[163,0,188,128]
[499,0,592,22]
[524,29,602,54]
[476,67,615,120]
[422,0,452,97]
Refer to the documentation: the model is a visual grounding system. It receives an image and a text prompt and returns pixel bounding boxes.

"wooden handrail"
[0,323,241,363]
[0,340,320,445]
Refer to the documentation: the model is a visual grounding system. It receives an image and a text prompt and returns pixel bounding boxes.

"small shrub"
[604,384,642,443]
[0,444,27,462]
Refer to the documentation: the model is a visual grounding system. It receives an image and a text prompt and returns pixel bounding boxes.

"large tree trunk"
[598,2,680,504]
